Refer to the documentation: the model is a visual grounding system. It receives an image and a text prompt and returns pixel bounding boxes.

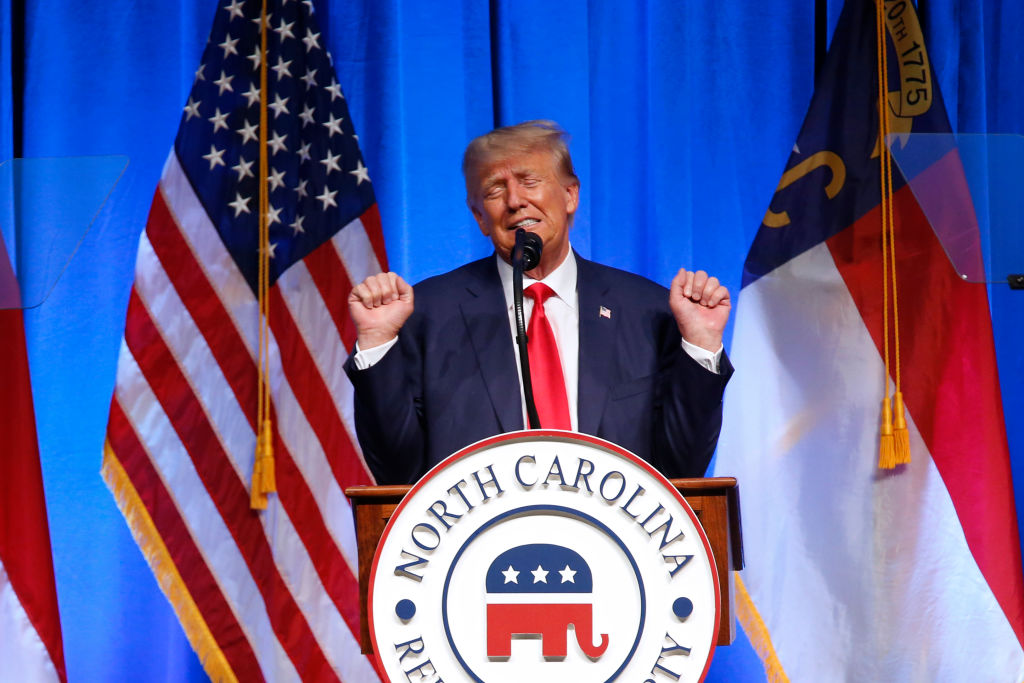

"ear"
[565,181,580,215]
[468,197,490,236]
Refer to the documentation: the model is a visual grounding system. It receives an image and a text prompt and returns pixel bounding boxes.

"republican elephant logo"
[485,543,609,660]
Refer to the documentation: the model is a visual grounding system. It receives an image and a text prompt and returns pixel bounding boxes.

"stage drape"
[4,1,1022,680]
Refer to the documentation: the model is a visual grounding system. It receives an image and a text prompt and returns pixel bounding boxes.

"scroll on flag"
[0,244,67,682]
[101,0,386,680]
[715,0,1024,680]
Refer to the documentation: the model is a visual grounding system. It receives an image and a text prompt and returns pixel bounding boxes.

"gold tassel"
[892,391,911,464]
[250,420,276,510]
[879,395,896,469]
[258,418,276,492]
[250,461,267,509]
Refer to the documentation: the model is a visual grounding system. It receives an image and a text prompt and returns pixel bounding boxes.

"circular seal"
[369,431,720,682]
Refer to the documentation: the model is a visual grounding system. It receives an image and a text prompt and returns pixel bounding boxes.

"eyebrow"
[483,167,544,187]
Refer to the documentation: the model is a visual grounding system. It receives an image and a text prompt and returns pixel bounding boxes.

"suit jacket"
[345,253,733,484]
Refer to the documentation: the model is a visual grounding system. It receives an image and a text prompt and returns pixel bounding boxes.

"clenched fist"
[669,268,731,352]
[348,272,415,350]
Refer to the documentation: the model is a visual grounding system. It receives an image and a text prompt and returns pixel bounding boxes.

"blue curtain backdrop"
[3,0,1022,680]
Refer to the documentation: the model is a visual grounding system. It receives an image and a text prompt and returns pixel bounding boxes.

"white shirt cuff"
[352,337,399,370]
[681,338,723,374]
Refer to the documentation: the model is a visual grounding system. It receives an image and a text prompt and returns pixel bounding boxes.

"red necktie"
[525,283,571,430]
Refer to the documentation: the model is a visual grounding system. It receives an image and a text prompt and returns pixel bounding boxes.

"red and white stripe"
[0,306,67,683]
[716,179,1024,680]
[103,150,385,682]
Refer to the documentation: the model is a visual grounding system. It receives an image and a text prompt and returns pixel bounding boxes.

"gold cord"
[251,0,276,508]
[876,0,910,469]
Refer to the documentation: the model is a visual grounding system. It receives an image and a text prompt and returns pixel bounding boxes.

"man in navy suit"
[345,121,732,485]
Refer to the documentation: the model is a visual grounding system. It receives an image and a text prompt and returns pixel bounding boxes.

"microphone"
[512,229,544,428]
[519,230,543,271]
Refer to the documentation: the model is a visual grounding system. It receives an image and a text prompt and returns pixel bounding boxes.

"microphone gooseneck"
[512,228,544,429]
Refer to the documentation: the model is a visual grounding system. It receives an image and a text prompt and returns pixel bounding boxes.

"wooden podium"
[345,476,743,654]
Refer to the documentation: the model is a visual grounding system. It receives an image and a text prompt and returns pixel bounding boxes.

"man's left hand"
[669,268,731,352]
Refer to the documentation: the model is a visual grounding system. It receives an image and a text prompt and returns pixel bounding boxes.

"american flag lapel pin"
[599,305,611,319]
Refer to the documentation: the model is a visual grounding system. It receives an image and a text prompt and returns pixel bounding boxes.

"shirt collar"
[496,247,578,310]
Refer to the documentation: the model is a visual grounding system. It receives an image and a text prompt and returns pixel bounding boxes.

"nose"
[505,180,527,212]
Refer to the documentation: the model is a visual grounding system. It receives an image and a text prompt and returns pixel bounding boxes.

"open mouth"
[509,218,540,229]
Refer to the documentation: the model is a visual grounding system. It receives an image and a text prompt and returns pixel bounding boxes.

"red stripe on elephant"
[486,603,609,659]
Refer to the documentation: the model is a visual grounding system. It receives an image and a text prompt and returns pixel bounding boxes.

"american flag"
[102,0,386,680]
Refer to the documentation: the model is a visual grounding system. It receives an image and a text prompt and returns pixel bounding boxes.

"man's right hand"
[348,272,415,350]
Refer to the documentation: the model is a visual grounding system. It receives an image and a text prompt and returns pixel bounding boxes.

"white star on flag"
[268,93,289,118]
[502,565,520,584]
[323,113,344,137]
[236,120,258,144]
[531,565,549,584]
[320,151,341,174]
[252,12,271,29]
[213,70,234,94]
[228,192,250,216]
[274,18,295,41]
[271,55,292,80]
[202,145,226,169]
[268,131,288,155]
[302,29,321,52]
[223,0,244,20]
[559,565,577,583]
[316,187,338,209]
[209,107,230,132]
[242,82,260,107]
[265,206,282,227]
[184,97,201,120]
[231,157,254,180]
[350,159,370,185]
[268,168,286,191]
[219,35,239,57]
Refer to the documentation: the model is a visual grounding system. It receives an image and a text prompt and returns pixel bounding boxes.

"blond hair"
[462,120,578,200]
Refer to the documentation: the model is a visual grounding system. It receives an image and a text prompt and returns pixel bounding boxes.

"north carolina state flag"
[714,0,1024,679]
[0,237,66,682]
